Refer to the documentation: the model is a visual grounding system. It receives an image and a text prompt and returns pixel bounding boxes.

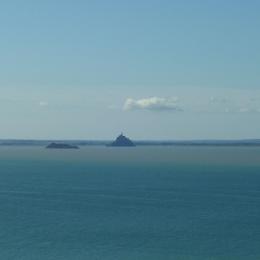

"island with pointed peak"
[108,134,136,147]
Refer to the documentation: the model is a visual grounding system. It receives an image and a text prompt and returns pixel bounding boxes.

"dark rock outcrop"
[46,143,79,149]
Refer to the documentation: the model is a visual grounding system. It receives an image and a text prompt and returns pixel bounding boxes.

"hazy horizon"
[1,137,260,143]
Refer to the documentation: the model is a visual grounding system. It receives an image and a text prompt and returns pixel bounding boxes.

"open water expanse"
[0,146,260,260]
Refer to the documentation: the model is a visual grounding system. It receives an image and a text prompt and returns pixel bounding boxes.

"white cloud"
[123,97,182,112]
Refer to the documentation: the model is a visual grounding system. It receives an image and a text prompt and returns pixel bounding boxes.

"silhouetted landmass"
[46,143,79,149]
[108,134,135,147]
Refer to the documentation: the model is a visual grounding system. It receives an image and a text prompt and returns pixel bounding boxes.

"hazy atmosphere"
[1,0,259,139]
[1,2,260,260]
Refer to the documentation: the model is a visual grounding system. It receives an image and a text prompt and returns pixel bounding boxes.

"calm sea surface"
[0,146,260,260]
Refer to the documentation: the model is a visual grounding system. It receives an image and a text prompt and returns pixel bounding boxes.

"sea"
[0,146,260,260]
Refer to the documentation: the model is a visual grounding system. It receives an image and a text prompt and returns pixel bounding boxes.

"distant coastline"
[1,139,260,147]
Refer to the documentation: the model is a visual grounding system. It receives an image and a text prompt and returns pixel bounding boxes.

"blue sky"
[0,0,260,139]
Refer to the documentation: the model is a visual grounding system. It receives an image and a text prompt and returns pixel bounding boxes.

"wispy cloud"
[209,96,228,104]
[238,107,260,113]
[39,101,49,107]
[204,95,260,114]
[123,97,182,112]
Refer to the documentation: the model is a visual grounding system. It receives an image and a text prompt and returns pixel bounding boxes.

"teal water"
[0,146,260,260]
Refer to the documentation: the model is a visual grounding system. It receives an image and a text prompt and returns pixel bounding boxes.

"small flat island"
[108,134,135,147]
[46,143,79,149]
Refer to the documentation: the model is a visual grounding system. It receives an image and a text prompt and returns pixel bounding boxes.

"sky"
[0,0,260,140]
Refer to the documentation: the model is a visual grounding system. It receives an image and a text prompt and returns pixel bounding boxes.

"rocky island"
[108,134,135,147]
[46,143,79,149]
